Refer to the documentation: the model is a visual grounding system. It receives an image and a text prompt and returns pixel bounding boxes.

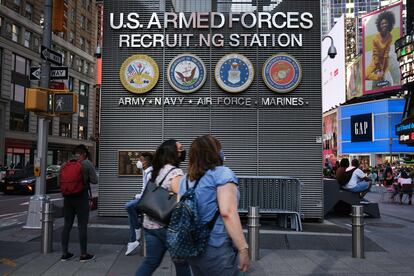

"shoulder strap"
[185,176,202,192]
[207,209,220,230]
[157,167,176,186]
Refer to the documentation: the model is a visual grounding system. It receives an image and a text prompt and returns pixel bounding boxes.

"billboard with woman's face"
[362,2,402,95]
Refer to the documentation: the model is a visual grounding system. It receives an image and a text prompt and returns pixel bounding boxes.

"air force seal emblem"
[262,54,302,93]
[215,54,254,93]
[120,55,159,94]
[167,54,206,94]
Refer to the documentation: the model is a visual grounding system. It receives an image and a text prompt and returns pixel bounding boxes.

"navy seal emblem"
[262,54,302,93]
[215,54,254,93]
[167,54,206,94]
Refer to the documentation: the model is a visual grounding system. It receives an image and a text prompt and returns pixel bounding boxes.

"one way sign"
[30,66,69,80]
[41,46,63,65]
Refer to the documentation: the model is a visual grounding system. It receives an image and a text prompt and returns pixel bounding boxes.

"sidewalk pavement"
[1,191,414,276]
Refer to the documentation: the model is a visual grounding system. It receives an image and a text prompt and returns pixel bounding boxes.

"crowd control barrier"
[238,176,302,231]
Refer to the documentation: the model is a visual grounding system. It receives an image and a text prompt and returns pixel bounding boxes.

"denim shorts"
[349,181,370,193]
[188,241,238,276]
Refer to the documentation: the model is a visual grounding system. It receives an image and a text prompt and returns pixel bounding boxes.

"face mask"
[136,160,143,170]
[179,150,186,162]
[220,150,226,162]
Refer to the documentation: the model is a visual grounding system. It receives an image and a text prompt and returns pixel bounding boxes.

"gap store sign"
[100,0,324,219]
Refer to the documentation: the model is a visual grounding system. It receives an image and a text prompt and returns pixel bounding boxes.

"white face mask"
[136,160,143,170]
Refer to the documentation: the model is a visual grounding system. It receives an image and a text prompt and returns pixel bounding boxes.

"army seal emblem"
[120,55,159,94]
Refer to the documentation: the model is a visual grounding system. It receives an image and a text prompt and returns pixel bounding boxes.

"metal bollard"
[41,201,54,254]
[352,205,365,258]
[140,228,146,257]
[247,206,260,261]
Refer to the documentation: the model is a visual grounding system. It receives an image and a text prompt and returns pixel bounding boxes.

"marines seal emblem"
[215,54,254,93]
[167,54,206,94]
[120,55,159,94]
[262,54,302,93]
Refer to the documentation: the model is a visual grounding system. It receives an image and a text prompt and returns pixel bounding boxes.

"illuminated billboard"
[362,2,402,95]
[346,56,363,100]
[322,15,346,112]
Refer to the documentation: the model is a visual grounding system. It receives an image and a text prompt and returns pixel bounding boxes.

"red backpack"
[60,160,84,196]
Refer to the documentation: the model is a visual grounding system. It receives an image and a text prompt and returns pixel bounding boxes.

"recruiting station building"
[100,0,323,219]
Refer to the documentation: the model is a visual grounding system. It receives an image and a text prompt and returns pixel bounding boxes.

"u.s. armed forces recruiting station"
[111,12,313,48]
[113,11,314,107]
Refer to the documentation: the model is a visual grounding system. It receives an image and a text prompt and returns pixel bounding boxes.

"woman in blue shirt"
[178,135,249,275]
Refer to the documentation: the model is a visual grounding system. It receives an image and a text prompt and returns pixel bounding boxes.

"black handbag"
[136,168,177,224]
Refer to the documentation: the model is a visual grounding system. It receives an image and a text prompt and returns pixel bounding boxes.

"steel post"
[41,201,54,253]
[24,0,52,229]
[352,205,365,258]
[247,206,260,261]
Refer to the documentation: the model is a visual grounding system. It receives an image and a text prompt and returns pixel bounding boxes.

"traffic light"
[52,0,67,33]
[50,90,78,114]
[25,88,48,112]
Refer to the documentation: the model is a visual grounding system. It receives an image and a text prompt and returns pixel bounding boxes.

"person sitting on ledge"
[344,159,372,198]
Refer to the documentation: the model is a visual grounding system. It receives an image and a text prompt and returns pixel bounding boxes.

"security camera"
[328,45,337,59]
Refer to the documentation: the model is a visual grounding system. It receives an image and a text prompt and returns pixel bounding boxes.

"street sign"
[30,66,69,80]
[30,67,41,80]
[41,45,63,65]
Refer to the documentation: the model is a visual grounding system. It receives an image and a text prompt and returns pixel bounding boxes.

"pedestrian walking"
[125,152,153,255]
[60,144,98,262]
[177,135,250,275]
[135,139,191,276]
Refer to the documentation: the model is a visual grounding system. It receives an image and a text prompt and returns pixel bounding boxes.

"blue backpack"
[166,177,219,259]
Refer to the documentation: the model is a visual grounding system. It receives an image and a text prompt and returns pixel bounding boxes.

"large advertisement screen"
[346,56,363,100]
[362,3,402,95]
[322,15,345,112]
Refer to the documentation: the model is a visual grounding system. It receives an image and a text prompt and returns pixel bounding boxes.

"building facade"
[0,0,98,167]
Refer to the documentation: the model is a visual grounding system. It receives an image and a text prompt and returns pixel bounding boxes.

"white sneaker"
[125,240,140,256]
[135,229,142,241]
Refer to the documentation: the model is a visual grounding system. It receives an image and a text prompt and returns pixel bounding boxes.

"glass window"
[69,53,74,68]
[78,124,86,139]
[70,8,75,22]
[15,54,26,74]
[25,3,33,20]
[87,20,92,31]
[12,24,20,42]
[80,37,84,50]
[13,0,21,13]
[86,40,90,53]
[80,15,85,29]
[68,76,74,91]
[79,81,88,96]
[79,104,86,118]
[24,31,31,48]
[84,62,89,75]
[59,119,72,138]
[69,31,74,43]
[13,84,25,103]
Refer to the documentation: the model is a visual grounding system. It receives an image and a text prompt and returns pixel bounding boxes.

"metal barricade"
[352,205,365,258]
[247,206,260,261]
[238,176,302,231]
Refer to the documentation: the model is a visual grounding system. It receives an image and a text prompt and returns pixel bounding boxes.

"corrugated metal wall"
[100,0,323,219]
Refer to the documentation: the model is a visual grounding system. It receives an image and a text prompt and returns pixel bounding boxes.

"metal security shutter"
[101,0,323,219]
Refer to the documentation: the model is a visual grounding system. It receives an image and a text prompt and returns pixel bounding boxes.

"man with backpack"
[60,144,98,262]
[124,152,153,256]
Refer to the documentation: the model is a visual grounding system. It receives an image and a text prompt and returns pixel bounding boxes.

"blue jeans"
[188,241,238,276]
[136,228,192,276]
[125,198,142,242]
[349,181,370,193]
